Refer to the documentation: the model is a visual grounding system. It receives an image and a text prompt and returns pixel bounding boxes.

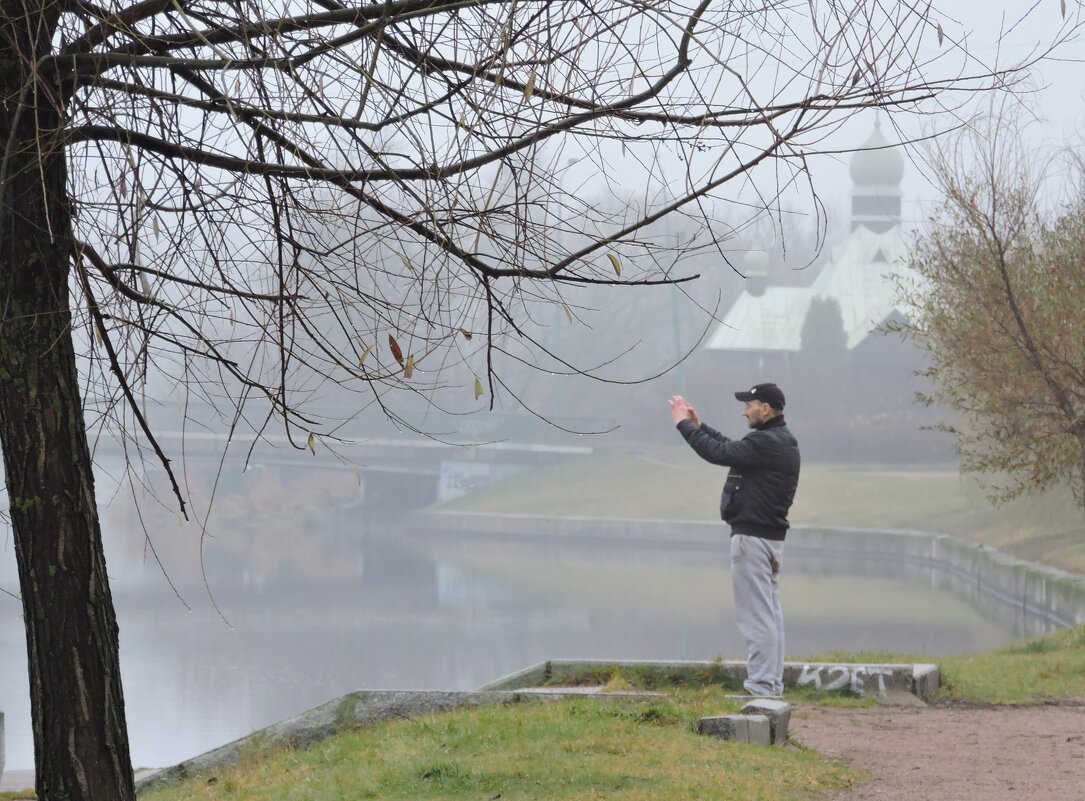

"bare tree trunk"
[0,4,135,799]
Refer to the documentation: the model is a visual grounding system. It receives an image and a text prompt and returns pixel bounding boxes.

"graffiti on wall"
[796,664,897,696]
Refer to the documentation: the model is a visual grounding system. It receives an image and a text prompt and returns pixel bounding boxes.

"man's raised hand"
[669,395,700,426]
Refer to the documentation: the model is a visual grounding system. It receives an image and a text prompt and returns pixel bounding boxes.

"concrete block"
[697,715,740,739]
[913,664,940,701]
[740,699,791,746]
[697,714,772,746]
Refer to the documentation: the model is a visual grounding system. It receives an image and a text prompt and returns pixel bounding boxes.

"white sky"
[839,0,1085,230]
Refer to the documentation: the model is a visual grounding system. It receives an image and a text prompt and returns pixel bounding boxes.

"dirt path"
[791,702,1085,800]
[5,702,1082,800]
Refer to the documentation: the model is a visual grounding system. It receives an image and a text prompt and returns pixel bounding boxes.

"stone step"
[697,714,772,745]
[698,700,792,746]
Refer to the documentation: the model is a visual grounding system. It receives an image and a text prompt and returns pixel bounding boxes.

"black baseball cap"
[734,382,785,411]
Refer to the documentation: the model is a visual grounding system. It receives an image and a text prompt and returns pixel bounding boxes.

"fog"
[4,0,1085,784]
[0,213,1064,776]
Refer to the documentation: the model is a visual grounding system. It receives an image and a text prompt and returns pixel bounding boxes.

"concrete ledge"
[696,700,793,747]
[697,714,772,746]
[740,699,791,745]
[481,658,940,700]
[913,664,941,700]
[481,661,552,691]
[791,662,941,700]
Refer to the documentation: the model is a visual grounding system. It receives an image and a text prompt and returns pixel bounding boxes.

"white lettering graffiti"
[795,665,895,696]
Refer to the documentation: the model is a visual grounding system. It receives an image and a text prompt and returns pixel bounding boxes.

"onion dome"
[849,119,904,189]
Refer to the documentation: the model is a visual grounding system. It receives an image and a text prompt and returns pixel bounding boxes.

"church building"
[693,121,941,461]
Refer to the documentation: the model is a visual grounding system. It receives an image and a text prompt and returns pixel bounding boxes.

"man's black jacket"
[676,415,800,541]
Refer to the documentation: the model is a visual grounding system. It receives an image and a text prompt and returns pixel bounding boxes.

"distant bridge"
[93,427,593,508]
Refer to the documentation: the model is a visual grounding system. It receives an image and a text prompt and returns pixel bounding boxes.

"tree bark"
[1,4,136,799]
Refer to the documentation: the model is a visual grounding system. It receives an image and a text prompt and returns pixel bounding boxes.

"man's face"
[742,399,774,428]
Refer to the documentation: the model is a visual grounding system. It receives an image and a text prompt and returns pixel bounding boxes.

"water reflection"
[0,475,1065,775]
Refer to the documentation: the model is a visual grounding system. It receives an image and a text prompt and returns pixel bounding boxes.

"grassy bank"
[132,625,1085,801]
[810,625,1085,705]
[940,625,1085,703]
[139,690,856,801]
[437,447,1085,573]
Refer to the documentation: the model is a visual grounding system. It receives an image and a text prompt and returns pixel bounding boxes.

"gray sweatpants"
[730,533,785,696]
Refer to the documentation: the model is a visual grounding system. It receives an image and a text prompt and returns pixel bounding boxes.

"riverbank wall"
[416,511,1085,630]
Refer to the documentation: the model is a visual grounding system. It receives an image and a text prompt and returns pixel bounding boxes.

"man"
[668,383,800,697]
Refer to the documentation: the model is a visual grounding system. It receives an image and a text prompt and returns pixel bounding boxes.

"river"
[0,488,1066,775]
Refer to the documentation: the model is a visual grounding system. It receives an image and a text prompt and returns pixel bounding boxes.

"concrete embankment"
[415,511,1085,629]
[134,660,937,791]
[480,658,940,701]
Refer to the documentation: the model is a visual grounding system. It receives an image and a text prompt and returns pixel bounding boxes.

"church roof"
[705,226,915,353]
[705,286,814,351]
[813,226,911,349]
[705,118,917,355]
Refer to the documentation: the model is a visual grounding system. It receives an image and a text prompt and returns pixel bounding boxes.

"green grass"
[939,625,1085,703]
[139,692,857,801]
[805,625,1085,704]
[439,447,720,521]
[437,448,1085,573]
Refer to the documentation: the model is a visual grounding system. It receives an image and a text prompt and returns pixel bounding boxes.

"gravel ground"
[791,701,1085,800]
